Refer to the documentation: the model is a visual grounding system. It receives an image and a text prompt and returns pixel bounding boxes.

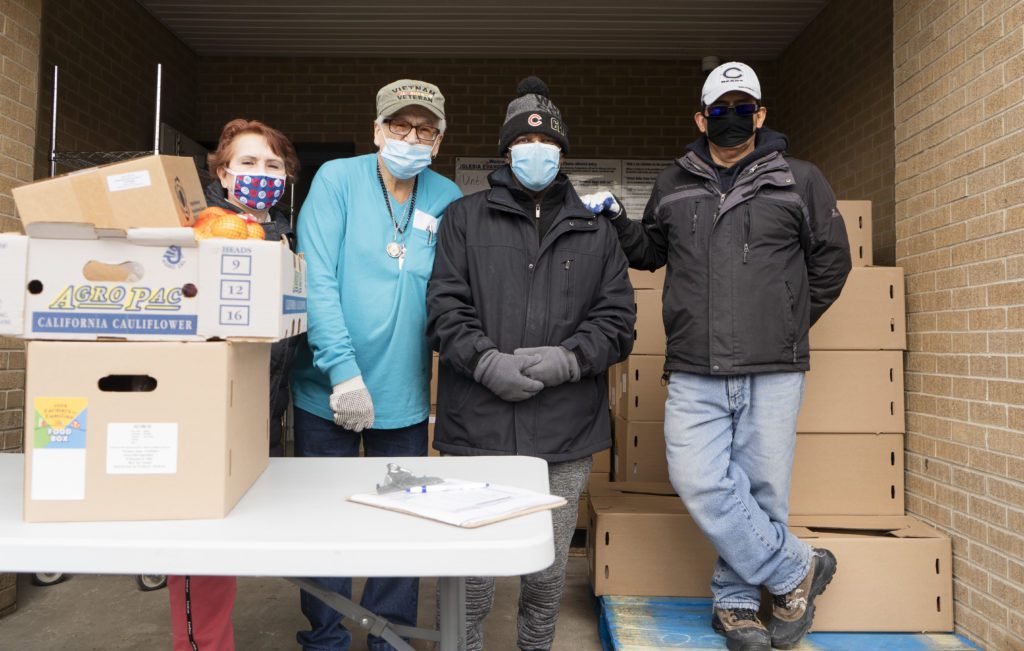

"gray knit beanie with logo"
[498,76,569,155]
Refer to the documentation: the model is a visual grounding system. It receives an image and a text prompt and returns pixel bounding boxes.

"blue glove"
[580,191,626,220]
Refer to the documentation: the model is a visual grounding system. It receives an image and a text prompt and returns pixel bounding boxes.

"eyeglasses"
[384,118,441,142]
[705,103,759,118]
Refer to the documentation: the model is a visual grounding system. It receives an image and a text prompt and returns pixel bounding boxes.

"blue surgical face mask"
[510,142,561,191]
[380,138,434,179]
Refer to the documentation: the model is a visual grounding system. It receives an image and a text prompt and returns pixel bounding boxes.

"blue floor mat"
[599,596,980,650]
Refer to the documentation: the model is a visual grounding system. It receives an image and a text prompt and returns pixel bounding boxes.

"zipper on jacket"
[708,191,726,371]
[563,259,574,320]
[535,203,541,220]
[742,206,751,264]
[712,192,726,226]
[691,201,700,233]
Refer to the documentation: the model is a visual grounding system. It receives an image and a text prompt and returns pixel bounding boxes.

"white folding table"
[0,454,556,651]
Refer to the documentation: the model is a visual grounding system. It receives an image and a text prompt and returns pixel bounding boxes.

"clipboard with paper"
[348,463,567,528]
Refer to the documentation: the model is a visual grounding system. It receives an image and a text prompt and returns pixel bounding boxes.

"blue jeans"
[293,407,428,651]
[664,372,812,610]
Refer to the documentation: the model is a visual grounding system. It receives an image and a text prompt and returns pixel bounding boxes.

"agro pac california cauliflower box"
[0,231,306,341]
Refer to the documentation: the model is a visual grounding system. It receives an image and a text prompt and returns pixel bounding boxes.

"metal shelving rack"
[48,63,164,177]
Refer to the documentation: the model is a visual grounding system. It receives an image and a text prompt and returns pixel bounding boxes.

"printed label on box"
[106,423,178,474]
[106,170,153,192]
[221,253,252,276]
[219,304,250,326]
[283,295,307,314]
[30,397,88,501]
[221,279,251,301]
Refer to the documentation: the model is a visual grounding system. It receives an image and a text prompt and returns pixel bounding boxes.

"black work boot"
[770,547,838,649]
[710,607,771,651]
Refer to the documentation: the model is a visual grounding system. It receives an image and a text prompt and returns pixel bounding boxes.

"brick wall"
[34,0,199,177]
[895,1,1024,648]
[0,0,41,619]
[774,0,896,265]
[196,57,777,182]
[0,0,39,452]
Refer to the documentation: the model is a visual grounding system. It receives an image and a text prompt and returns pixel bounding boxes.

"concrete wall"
[895,1,1024,648]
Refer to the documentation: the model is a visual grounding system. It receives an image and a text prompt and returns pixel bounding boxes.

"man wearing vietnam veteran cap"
[583,62,852,650]
[426,77,634,651]
[290,80,461,651]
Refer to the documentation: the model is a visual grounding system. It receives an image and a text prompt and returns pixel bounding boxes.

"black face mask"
[705,112,756,148]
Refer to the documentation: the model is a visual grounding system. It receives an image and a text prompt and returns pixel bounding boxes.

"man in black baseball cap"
[586,61,852,651]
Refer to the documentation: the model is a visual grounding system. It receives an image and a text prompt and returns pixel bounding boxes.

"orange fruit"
[207,214,250,239]
[246,221,265,240]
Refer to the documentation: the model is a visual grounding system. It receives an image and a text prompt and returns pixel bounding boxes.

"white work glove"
[580,191,626,220]
[329,375,375,432]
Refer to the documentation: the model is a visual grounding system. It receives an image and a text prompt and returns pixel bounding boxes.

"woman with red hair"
[167,118,300,651]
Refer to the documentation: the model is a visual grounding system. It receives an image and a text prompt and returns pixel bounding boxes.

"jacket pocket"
[562,258,575,322]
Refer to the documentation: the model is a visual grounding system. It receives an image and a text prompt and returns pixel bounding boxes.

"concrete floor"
[0,554,603,650]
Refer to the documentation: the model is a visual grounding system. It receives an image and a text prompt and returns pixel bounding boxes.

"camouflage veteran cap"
[376,79,446,120]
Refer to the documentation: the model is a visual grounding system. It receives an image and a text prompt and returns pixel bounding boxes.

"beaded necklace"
[376,163,419,260]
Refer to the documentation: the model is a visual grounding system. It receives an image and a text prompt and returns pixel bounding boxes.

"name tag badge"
[412,210,439,233]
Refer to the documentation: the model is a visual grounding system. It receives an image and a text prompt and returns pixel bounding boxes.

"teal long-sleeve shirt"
[291,153,462,429]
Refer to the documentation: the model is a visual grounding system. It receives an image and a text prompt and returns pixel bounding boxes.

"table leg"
[287,578,433,651]
[437,576,467,651]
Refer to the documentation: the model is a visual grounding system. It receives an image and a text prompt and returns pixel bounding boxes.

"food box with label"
[0,232,305,341]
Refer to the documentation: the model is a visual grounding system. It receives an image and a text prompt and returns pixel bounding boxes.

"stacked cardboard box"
[1,155,307,523]
[589,201,953,632]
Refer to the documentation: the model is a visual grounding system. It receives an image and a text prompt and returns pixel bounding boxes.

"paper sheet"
[349,479,566,528]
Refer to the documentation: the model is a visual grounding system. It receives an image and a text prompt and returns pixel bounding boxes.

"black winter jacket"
[613,130,852,375]
[204,181,298,456]
[426,167,635,462]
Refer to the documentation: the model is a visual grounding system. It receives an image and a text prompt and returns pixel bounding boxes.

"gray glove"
[329,376,375,432]
[514,346,580,387]
[473,349,544,402]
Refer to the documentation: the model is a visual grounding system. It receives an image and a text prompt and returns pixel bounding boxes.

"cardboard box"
[810,266,906,350]
[0,236,27,335]
[13,155,206,235]
[578,475,612,529]
[592,448,611,473]
[0,233,306,341]
[790,432,904,515]
[430,354,439,406]
[633,290,666,355]
[588,492,714,597]
[614,355,666,422]
[23,340,270,522]
[427,414,439,457]
[836,200,872,266]
[588,495,953,632]
[611,424,904,515]
[798,351,905,433]
[787,515,953,632]
[628,267,665,290]
[613,418,667,483]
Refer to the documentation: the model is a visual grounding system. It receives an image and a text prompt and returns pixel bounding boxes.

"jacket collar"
[485,165,594,224]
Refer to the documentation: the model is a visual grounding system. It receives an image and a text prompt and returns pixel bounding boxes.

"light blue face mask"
[380,139,434,179]
[510,142,561,191]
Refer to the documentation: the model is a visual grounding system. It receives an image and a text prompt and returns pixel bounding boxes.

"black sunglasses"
[706,103,759,118]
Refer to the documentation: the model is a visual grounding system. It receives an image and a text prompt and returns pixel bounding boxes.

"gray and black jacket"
[426,166,635,462]
[203,181,298,456]
[613,129,852,376]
